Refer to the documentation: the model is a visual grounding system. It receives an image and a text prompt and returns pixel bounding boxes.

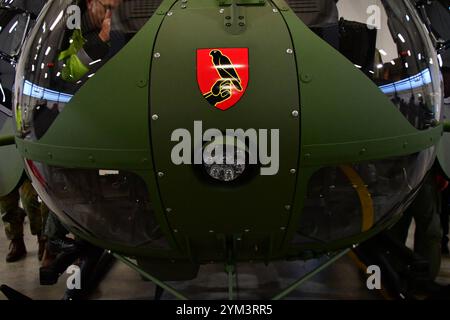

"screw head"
[181,4,186,8]
[273,8,279,13]
[157,172,164,178]
[301,74,312,83]
[153,52,160,58]
[286,48,294,54]
[292,110,299,117]
[290,169,296,174]
[166,208,172,213]
[219,8,224,14]
[167,11,173,16]
[152,114,159,120]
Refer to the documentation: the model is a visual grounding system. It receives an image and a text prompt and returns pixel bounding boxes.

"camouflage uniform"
[0,179,47,240]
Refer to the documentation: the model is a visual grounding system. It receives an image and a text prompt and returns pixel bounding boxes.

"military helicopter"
[0,0,449,299]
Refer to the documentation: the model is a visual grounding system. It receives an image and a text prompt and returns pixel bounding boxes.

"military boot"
[6,238,27,263]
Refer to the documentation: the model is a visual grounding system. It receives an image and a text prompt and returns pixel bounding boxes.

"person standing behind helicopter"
[425,0,450,252]
[425,0,450,104]
[286,0,340,48]
[0,178,47,262]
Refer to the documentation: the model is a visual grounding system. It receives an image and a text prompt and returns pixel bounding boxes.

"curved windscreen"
[293,148,435,245]
[287,0,443,129]
[25,160,170,249]
[14,0,162,140]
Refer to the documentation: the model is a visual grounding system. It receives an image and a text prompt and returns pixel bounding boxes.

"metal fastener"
[152,114,159,120]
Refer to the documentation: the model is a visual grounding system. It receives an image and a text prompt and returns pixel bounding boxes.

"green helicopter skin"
[2,0,447,279]
[0,113,23,196]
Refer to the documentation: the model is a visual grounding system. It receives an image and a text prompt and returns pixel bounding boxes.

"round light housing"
[203,137,247,182]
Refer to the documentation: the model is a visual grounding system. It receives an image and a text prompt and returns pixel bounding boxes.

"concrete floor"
[0,219,448,300]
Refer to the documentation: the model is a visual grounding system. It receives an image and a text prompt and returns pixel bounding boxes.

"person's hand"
[98,9,112,42]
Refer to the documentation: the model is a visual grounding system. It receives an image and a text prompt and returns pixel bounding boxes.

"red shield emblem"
[197,48,249,111]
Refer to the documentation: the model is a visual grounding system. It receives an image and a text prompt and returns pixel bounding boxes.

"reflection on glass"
[15,0,163,140]
[25,160,170,249]
[293,148,435,245]
[0,8,29,57]
[287,0,442,130]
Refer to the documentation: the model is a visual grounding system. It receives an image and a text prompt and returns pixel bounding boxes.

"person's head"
[86,0,120,29]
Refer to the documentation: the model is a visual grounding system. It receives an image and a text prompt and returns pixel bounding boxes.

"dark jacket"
[286,0,339,28]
